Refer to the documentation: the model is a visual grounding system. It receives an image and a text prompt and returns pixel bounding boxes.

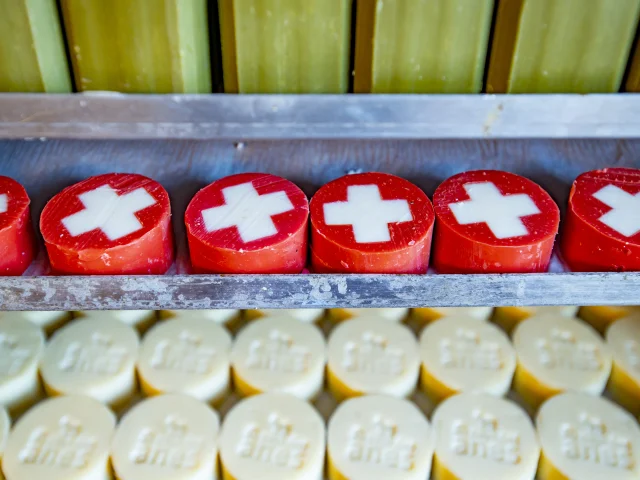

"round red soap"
[561,167,640,272]
[0,176,35,275]
[40,173,174,275]
[432,170,560,273]
[185,172,309,273]
[310,172,434,274]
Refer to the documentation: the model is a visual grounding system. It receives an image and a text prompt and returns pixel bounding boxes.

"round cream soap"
[536,393,640,479]
[40,318,139,407]
[111,394,220,480]
[246,309,325,323]
[579,306,640,335]
[2,395,116,480]
[75,310,156,332]
[419,317,516,403]
[327,317,419,400]
[327,395,434,480]
[219,393,325,480]
[606,316,640,416]
[492,306,578,334]
[231,317,326,400]
[329,308,409,322]
[431,393,539,480]
[0,317,45,414]
[138,317,232,404]
[512,315,611,410]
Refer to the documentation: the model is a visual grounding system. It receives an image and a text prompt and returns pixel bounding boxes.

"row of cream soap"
[3,309,640,419]
[2,390,640,480]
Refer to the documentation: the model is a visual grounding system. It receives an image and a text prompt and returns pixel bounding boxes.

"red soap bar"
[561,167,640,272]
[40,173,173,275]
[185,173,309,273]
[432,170,559,273]
[310,172,434,273]
[0,176,35,275]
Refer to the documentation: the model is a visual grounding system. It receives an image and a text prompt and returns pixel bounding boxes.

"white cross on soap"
[448,182,540,239]
[62,185,157,241]
[0,194,7,214]
[201,182,294,243]
[593,184,640,237]
[323,184,413,243]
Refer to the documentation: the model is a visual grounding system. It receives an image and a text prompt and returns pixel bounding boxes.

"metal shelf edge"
[0,272,637,310]
[1,93,640,140]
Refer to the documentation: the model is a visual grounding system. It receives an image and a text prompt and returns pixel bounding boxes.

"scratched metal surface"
[0,94,638,309]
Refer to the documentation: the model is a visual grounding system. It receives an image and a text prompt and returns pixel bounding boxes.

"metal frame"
[0,93,638,310]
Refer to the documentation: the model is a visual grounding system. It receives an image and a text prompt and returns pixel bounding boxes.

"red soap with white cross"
[432,170,560,273]
[40,173,174,275]
[0,176,35,275]
[185,172,309,273]
[561,167,640,272]
[310,172,434,273]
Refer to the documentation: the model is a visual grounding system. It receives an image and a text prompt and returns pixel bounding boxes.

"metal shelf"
[0,93,638,310]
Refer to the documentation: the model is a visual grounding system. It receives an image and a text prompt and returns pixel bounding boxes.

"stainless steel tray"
[0,93,638,310]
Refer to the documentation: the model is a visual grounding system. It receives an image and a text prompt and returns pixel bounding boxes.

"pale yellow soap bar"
[231,316,326,400]
[219,393,325,480]
[111,394,220,480]
[536,393,640,479]
[138,316,232,405]
[605,316,640,416]
[579,305,640,334]
[2,395,116,480]
[327,317,419,400]
[419,316,516,403]
[492,306,578,335]
[327,395,434,480]
[431,393,540,480]
[329,308,408,323]
[512,315,611,410]
[40,318,140,407]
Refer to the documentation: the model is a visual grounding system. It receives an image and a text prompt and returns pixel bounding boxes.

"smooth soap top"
[606,315,640,384]
[0,317,45,403]
[220,393,325,480]
[2,395,116,480]
[420,316,516,395]
[111,394,220,480]
[40,318,139,403]
[432,393,539,480]
[327,395,434,480]
[138,317,232,401]
[231,317,326,399]
[328,317,419,396]
[513,315,611,394]
[536,393,640,479]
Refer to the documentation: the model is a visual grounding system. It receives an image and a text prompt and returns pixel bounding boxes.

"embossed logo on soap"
[439,328,503,371]
[58,332,127,375]
[130,415,204,469]
[343,331,404,376]
[0,333,31,376]
[246,330,310,374]
[19,416,97,469]
[451,409,520,464]
[236,414,309,469]
[536,328,603,371]
[151,330,216,374]
[560,413,635,469]
[346,415,416,471]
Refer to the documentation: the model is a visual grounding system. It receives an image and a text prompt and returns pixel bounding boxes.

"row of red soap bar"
[0,168,637,276]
